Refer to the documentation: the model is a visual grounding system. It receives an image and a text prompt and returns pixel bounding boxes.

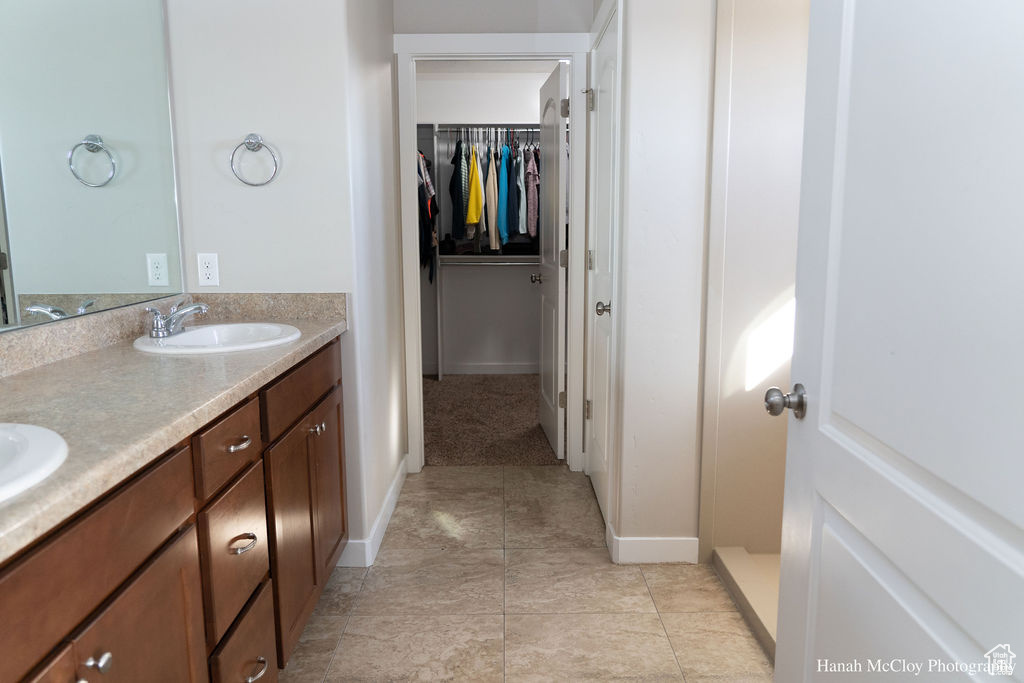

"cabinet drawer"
[194,396,263,501]
[261,338,341,443]
[199,459,270,647]
[25,644,75,683]
[0,446,195,683]
[71,526,206,683]
[210,580,278,683]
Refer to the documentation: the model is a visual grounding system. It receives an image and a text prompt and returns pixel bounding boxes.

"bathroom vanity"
[0,322,348,683]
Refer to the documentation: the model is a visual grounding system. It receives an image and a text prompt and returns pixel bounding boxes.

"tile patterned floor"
[279,465,773,682]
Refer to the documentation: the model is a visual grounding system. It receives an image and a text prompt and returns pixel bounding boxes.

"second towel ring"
[68,134,116,188]
[230,133,279,186]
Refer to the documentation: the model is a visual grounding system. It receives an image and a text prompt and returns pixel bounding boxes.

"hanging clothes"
[497,144,511,245]
[525,149,539,238]
[466,146,483,235]
[487,145,500,250]
[517,147,527,235]
[448,141,466,239]
[417,152,439,281]
[461,144,471,220]
[505,144,519,242]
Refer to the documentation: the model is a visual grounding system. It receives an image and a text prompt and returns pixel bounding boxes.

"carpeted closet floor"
[423,374,559,466]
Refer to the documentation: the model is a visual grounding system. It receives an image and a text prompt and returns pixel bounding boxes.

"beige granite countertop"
[0,317,347,566]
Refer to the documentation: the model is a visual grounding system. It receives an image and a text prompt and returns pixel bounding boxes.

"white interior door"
[777,1,1024,680]
[584,15,618,520]
[538,63,567,459]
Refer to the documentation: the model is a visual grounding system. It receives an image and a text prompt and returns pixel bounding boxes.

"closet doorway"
[416,59,568,468]
[396,33,591,477]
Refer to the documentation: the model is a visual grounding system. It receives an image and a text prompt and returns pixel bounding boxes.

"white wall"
[0,0,180,295]
[699,0,808,558]
[394,0,594,33]
[417,70,553,124]
[336,0,409,566]
[167,0,355,293]
[167,0,406,567]
[612,0,715,542]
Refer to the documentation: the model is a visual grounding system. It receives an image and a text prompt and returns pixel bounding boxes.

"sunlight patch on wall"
[745,298,796,391]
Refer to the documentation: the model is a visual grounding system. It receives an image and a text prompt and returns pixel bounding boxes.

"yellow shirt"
[466,147,483,228]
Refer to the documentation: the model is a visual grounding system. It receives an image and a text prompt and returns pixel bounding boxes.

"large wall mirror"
[0,0,182,331]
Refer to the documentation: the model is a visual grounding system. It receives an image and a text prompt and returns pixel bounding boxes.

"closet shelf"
[438,255,540,266]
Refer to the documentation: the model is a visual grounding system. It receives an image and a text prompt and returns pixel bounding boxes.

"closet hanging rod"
[434,125,540,133]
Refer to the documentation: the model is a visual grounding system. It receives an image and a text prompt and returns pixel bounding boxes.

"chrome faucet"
[76,299,96,315]
[25,304,69,320]
[145,300,209,338]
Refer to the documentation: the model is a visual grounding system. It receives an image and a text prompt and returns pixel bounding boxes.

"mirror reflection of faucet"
[24,299,95,320]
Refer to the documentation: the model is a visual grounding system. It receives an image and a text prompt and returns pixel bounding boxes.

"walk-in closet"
[415,60,569,468]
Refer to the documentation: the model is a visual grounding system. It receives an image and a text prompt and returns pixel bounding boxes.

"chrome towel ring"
[68,134,116,187]
[230,133,279,186]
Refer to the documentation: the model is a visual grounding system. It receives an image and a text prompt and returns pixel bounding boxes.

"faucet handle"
[168,298,186,314]
[77,299,96,315]
[145,307,169,338]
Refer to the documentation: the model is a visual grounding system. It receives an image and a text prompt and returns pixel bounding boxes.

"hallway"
[280,465,772,681]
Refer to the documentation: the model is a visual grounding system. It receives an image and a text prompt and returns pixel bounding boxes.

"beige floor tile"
[382,487,504,549]
[641,564,738,613]
[354,548,504,615]
[505,613,683,681]
[505,483,606,549]
[327,615,503,682]
[503,464,593,492]
[661,612,773,680]
[313,566,368,617]
[506,548,656,614]
[279,614,348,683]
[402,465,503,492]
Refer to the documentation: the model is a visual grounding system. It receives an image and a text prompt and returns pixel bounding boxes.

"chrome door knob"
[595,301,611,316]
[764,384,807,419]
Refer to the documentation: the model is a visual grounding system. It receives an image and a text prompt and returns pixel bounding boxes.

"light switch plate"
[197,253,220,286]
[146,253,168,286]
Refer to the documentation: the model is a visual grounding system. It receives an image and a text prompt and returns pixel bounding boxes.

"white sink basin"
[0,424,69,503]
[133,323,301,355]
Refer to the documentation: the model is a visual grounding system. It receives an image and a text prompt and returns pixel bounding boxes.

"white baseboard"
[606,523,699,564]
[441,361,540,375]
[338,454,407,568]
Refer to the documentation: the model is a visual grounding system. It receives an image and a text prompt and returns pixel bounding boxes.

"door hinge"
[583,88,595,112]
[558,249,568,268]
[560,98,570,118]
[585,399,593,420]
[0,252,7,270]
[587,250,594,271]
[558,391,567,409]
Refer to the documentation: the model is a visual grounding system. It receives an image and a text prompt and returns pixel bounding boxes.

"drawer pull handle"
[309,423,323,436]
[246,656,269,682]
[84,651,114,673]
[228,532,258,555]
[227,435,253,453]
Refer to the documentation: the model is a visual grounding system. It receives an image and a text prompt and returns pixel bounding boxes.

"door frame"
[394,33,591,473]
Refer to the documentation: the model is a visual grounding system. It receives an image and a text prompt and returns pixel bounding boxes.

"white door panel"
[777,0,1024,679]
[585,13,618,519]
[538,63,567,458]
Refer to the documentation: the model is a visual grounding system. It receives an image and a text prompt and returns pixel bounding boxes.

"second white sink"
[133,323,301,355]
[0,424,69,503]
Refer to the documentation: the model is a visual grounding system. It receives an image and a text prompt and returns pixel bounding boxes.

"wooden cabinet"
[263,409,320,665]
[310,387,347,584]
[261,339,345,666]
[1,336,345,680]
[210,580,278,683]
[198,460,270,647]
[70,526,207,683]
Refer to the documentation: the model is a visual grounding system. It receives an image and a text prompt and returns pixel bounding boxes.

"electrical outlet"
[146,253,168,286]
[197,253,220,286]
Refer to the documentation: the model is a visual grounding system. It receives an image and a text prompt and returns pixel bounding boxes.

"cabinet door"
[263,415,319,666]
[71,526,206,683]
[310,387,347,584]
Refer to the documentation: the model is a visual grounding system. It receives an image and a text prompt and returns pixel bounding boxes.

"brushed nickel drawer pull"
[227,435,253,453]
[84,651,113,673]
[246,656,269,682]
[228,532,258,555]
